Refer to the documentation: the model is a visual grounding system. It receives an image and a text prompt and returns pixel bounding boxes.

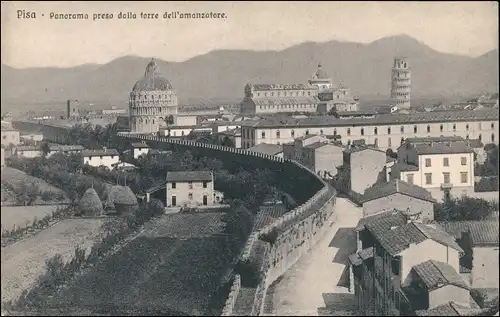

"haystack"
[76,188,104,217]
[106,185,138,216]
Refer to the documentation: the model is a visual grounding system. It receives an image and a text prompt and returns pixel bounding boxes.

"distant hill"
[1,35,498,108]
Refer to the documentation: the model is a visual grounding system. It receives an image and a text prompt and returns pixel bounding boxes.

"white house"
[14,145,43,158]
[131,142,150,159]
[83,148,120,169]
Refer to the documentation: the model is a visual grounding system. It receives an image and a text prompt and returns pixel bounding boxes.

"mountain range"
[1,35,498,108]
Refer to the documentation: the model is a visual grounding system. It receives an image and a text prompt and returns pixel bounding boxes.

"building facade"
[129,59,179,134]
[391,57,411,109]
[14,145,43,158]
[239,109,499,152]
[239,64,359,116]
[394,137,475,199]
[166,171,215,208]
[83,148,120,169]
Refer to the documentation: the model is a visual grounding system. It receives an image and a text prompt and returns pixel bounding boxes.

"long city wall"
[9,120,338,316]
[118,132,337,316]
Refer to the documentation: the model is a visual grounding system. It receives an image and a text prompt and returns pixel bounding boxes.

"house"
[336,145,389,202]
[247,143,284,158]
[437,221,499,289]
[166,171,221,208]
[111,161,137,171]
[47,144,85,157]
[217,128,242,148]
[20,133,44,145]
[360,179,436,220]
[349,218,467,316]
[395,137,476,200]
[282,134,344,178]
[14,145,43,158]
[131,142,150,159]
[83,148,120,169]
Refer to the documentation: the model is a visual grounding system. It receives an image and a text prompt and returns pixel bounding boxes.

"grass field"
[1,167,69,205]
[1,218,107,304]
[1,205,67,234]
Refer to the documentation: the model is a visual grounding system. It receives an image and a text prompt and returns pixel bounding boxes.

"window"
[492,133,495,143]
[466,124,469,131]
[111,155,115,159]
[440,124,444,132]
[414,125,418,133]
[188,181,193,189]
[291,130,295,138]
[427,125,431,133]
[461,157,467,165]
[276,130,280,139]
[261,132,266,139]
[305,130,309,135]
[333,129,337,135]
[374,127,378,135]
[425,173,432,185]
[400,126,404,133]
[388,137,392,147]
[479,134,482,141]
[461,172,468,184]
[374,138,378,146]
[466,134,469,139]
[452,124,456,131]
[347,140,351,146]
[388,127,391,134]
[171,195,177,206]
[492,123,495,129]
[406,174,414,184]
[360,128,364,136]
[347,128,351,136]
[443,157,449,167]
[320,129,324,135]
[181,131,185,136]
[100,156,103,159]
[443,172,450,184]
[171,182,176,189]
[401,137,405,145]
[188,193,193,200]
[425,158,431,167]
[391,256,401,276]
[203,181,208,188]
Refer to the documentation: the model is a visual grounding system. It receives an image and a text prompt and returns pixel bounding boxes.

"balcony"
[440,183,454,190]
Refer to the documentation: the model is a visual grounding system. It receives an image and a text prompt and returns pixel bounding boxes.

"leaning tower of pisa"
[390,57,411,109]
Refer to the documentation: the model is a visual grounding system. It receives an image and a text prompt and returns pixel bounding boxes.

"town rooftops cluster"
[239,109,499,128]
[436,221,499,246]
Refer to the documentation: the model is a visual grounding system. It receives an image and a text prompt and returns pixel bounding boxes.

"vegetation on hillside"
[434,196,499,222]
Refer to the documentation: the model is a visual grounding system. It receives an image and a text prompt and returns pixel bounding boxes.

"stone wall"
[221,275,241,316]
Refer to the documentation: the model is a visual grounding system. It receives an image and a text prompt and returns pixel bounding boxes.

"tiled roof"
[366,221,463,256]
[166,171,213,182]
[239,109,499,129]
[355,209,408,232]
[437,221,499,246]
[303,141,331,150]
[219,128,241,136]
[413,141,475,155]
[131,142,150,148]
[247,143,283,156]
[391,162,419,172]
[465,139,484,149]
[249,84,317,91]
[348,253,363,266]
[82,148,119,157]
[360,179,436,204]
[410,260,469,291]
[406,136,465,143]
[15,145,41,151]
[49,144,85,151]
[252,97,319,106]
[358,246,374,260]
[344,145,385,154]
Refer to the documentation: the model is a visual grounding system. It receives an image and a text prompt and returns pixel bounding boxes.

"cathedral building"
[129,59,179,133]
[239,64,359,116]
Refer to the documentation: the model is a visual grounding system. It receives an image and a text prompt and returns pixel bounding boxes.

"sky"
[1,1,498,69]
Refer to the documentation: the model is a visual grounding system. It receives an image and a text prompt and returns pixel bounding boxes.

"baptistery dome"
[129,59,178,134]
[311,64,330,80]
[132,59,173,91]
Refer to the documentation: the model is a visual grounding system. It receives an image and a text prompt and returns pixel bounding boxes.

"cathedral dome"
[132,59,173,91]
[312,64,330,80]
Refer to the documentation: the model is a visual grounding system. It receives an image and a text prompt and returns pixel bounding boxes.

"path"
[263,197,363,316]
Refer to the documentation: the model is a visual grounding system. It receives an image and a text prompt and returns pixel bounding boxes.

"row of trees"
[434,196,499,222]
[7,199,166,310]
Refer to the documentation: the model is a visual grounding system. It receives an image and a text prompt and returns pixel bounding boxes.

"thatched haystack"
[76,188,104,217]
[106,185,138,216]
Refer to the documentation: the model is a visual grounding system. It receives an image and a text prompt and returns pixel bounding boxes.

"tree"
[15,181,39,206]
[41,142,50,157]
[434,196,496,221]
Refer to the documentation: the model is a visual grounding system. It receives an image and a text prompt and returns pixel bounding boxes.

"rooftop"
[131,142,150,148]
[49,144,85,151]
[348,246,374,267]
[166,171,213,183]
[303,141,335,150]
[247,143,284,156]
[465,138,484,149]
[82,148,119,157]
[391,162,420,172]
[436,221,499,246]
[252,97,319,106]
[360,179,436,204]
[15,145,41,151]
[408,260,470,291]
[366,221,463,256]
[248,83,317,91]
[355,209,408,232]
[415,301,470,316]
[239,109,499,129]
[412,141,475,155]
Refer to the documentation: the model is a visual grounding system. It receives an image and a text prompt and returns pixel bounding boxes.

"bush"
[235,259,261,287]
[40,190,56,202]
[475,176,499,192]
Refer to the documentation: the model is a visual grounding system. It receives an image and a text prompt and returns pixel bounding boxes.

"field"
[54,212,243,315]
[1,205,66,234]
[1,167,69,206]
[1,218,107,304]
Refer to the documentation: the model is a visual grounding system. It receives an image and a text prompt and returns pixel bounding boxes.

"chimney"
[103,146,107,152]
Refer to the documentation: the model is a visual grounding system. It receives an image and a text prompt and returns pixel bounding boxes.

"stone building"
[239,64,359,116]
[239,109,499,151]
[129,59,179,133]
[166,171,216,208]
[1,124,20,147]
[82,148,120,170]
[391,57,411,109]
